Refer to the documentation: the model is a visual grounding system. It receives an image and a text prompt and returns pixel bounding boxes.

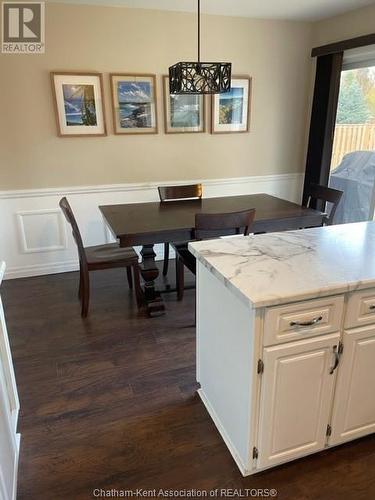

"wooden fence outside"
[331,124,375,171]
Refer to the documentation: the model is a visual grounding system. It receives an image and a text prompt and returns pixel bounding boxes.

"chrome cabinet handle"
[330,345,340,374]
[290,315,323,327]
[330,342,343,375]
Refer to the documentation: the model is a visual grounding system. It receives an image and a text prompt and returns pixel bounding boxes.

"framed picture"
[211,76,251,134]
[110,74,158,134]
[163,76,205,134]
[51,72,107,137]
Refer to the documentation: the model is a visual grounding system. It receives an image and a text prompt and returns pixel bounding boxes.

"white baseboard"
[4,250,168,280]
[0,173,304,280]
[4,260,80,280]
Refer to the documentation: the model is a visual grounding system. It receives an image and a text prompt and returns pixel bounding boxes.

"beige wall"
[0,3,314,190]
[313,4,375,46]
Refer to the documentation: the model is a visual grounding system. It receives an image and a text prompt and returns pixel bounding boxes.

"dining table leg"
[140,244,165,317]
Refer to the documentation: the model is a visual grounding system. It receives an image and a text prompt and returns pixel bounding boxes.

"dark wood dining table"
[100,193,324,316]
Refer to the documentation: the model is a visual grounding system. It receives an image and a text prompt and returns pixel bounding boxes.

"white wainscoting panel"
[16,209,67,254]
[0,173,304,279]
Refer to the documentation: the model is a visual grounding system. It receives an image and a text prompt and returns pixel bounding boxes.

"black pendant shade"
[169,62,232,94]
[169,0,232,95]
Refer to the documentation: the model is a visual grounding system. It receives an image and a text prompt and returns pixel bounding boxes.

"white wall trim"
[16,209,67,254]
[5,260,80,280]
[0,173,303,199]
[0,173,304,280]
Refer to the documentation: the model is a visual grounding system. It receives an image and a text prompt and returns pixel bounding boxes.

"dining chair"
[174,208,256,301]
[59,197,143,318]
[304,184,343,225]
[158,183,203,276]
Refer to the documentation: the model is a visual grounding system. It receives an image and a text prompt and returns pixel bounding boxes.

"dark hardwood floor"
[2,264,375,499]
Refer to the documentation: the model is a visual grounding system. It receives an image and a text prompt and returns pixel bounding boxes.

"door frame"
[303,33,375,205]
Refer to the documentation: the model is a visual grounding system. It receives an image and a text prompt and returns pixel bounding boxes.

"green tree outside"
[336,71,372,124]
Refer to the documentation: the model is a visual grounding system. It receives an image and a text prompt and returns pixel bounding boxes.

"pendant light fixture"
[169,0,232,95]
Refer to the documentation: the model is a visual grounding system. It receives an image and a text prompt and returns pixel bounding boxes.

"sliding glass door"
[329,65,375,223]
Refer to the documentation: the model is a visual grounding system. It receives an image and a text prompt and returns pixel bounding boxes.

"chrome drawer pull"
[290,316,323,327]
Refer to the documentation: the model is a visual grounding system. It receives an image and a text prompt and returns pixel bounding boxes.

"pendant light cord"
[197,0,201,63]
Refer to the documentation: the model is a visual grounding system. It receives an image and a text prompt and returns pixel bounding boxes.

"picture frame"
[110,73,158,135]
[51,72,107,137]
[211,76,252,134]
[163,75,205,134]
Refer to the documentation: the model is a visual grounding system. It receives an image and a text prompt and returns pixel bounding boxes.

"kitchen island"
[0,262,20,499]
[189,222,375,476]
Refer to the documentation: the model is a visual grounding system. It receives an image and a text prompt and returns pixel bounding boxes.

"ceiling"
[47,0,375,21]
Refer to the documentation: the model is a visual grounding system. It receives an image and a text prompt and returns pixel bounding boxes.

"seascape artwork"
[117,81,153,128]
[63,84,97,126]
[170,95,200,128]
[218,87,244,125]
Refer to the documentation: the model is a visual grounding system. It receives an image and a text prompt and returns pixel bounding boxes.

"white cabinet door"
[0,263,20,500]
[330,325,375,446]
[0,295,19,433]
[257,333,340,470]
[0,366,18,500]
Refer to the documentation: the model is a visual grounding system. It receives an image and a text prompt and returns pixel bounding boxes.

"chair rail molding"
[0,173,304,279]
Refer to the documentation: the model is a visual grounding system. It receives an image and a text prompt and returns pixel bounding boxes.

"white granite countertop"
[189,222,375,308]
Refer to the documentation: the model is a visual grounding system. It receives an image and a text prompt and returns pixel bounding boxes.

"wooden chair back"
[194,209,256,240]
[158,184,203,202]
[305,184,343,225]
[59,197,87,264]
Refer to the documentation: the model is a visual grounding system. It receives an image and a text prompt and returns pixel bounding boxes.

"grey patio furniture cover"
[329,150,375,224]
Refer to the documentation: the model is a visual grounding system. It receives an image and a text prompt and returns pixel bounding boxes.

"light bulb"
[193,72,207,92]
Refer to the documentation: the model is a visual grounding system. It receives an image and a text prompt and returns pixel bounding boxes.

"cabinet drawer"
[345,289,375,329]
[264,296,344,346]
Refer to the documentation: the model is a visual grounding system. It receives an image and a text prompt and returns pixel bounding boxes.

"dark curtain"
[303,52,343,207]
